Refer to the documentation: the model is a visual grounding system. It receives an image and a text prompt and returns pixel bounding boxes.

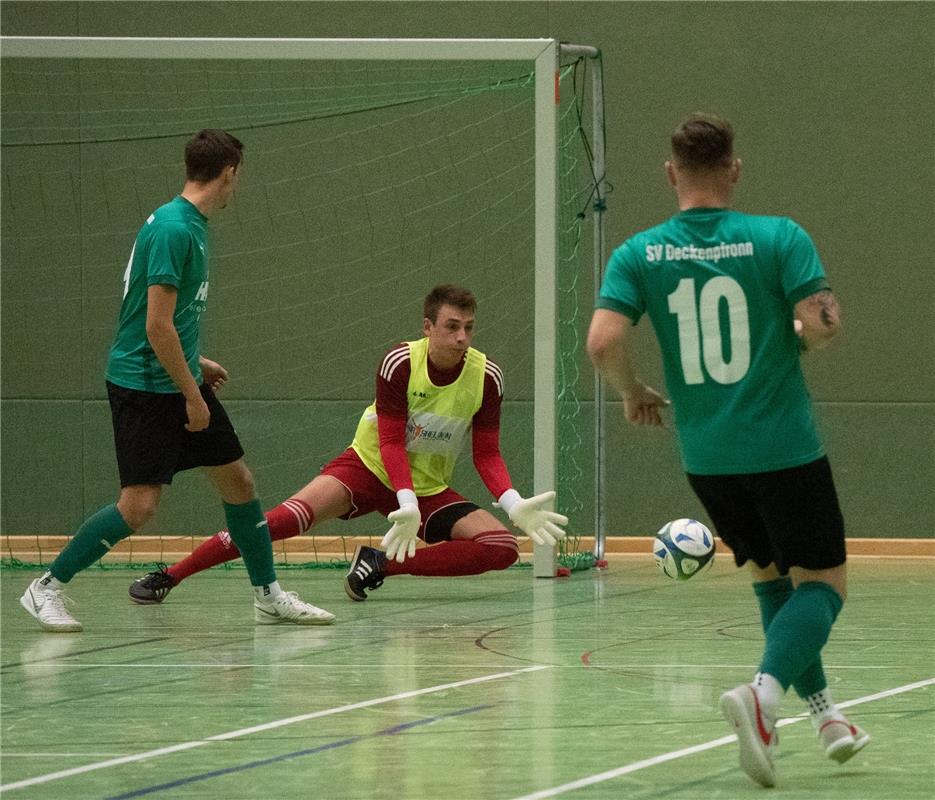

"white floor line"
[2,754,128,759]
[9,662,901,669]
[0,665,548,793]
[510,677,935,800]
[8,663,545,669]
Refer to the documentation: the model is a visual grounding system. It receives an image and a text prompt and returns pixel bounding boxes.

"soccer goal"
[0,37,606,577]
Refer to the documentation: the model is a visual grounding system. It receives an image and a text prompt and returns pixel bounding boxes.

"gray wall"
[2,1,933,540]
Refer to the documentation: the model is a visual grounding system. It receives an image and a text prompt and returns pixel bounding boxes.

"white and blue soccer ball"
[652,518,716,581]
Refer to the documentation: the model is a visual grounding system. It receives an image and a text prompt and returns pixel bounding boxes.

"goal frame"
[1,35,583,575]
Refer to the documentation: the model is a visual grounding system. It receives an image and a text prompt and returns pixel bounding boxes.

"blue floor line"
[104,704,493,799]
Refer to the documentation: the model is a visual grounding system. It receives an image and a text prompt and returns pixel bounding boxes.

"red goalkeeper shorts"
[320,448,479,542]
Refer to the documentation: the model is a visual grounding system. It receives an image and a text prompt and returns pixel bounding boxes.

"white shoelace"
[40,587,78,621]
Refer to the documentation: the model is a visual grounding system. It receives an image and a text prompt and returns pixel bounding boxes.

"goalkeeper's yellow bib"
[351,338,486,495]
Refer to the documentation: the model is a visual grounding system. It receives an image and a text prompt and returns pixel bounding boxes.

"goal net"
[0,38,603,572]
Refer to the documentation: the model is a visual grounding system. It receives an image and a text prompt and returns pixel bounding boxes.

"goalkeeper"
[128,284,568,604]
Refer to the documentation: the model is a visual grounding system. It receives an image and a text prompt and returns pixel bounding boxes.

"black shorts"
[686,456,846,574]
[423,501,481,544]
[107,381,245,487]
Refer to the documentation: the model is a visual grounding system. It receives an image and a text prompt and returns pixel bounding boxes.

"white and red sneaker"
[719,684,778,787]
[817,717,871,764]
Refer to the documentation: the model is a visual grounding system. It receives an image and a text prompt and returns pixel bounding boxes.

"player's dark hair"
[671,113,734,170]
[184,129,244,182]
[424,284,477,322]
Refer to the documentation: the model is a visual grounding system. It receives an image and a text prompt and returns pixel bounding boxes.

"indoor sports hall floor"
[1,556,933,799]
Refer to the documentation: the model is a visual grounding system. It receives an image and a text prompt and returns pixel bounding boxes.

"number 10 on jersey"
[667,276,750,385]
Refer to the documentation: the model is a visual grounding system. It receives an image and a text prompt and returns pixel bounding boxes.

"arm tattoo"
[815,290,838,327]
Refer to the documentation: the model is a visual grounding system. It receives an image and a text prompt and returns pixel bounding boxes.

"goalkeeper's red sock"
[167,499,314,583]
[384,531,518,577]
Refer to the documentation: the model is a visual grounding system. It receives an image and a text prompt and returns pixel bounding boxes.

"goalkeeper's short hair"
[424,284,477,322]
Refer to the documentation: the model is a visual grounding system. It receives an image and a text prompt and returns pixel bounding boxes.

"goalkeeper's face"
[424,304,475,369]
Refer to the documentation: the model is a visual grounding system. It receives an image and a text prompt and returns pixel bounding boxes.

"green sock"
[759,581,843,691]
[223,499,276,587]
[754,577,829,698]
[49,504,133,582]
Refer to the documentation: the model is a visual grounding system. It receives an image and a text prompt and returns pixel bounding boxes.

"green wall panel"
[1,401,85,531]
[2,1,932,540]
[601,401,935,540]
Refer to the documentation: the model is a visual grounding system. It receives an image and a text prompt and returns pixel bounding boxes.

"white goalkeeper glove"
[381,489,421,563]
[497,489,569,547]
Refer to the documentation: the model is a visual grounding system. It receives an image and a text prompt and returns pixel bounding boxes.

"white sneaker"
[817,717,871,764]
[20,578,83,632]
[719,684,778,787]
[254,590,335,626]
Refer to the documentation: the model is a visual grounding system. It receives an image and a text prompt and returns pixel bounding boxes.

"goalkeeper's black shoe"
[344,545,387,601]
[129,565,177,605]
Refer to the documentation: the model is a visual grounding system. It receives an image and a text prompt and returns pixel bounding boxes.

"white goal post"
[1,36,605,577]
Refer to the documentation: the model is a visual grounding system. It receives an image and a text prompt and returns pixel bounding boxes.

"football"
[652,518,715,580]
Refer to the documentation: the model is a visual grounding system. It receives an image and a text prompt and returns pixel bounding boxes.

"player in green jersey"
[20,130,334,632]
[587,113,868,787]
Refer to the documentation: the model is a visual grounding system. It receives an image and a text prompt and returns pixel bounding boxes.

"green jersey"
[106,196,209,393]
[598,208,829,475]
